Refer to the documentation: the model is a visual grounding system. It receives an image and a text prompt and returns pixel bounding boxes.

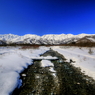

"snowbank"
[52,46,95,80]
[0,46,49,95]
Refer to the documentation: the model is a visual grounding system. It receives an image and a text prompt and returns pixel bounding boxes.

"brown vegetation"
[20,45,40,49]
[68,42,95,47]
[0,41,95,47]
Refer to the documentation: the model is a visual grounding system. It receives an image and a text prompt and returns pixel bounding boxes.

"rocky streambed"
[12,49,95,95]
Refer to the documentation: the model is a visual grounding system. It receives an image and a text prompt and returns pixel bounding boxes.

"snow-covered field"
[0,46,49,95]
[52,46,95,79]
[0,46,95,95]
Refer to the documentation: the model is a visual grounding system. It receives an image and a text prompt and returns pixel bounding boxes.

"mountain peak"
[0,33,95,45]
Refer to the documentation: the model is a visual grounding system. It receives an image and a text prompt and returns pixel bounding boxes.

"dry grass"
[20,45,40,49]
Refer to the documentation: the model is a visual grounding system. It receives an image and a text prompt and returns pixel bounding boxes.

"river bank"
[12,49,95,95]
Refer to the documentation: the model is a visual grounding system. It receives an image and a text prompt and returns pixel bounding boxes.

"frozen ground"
[0,46,95,95]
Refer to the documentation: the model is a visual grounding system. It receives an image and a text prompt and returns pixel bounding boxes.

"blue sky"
[0,0,95,36]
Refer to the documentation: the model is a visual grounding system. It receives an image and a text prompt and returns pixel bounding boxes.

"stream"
[12,49,95,95]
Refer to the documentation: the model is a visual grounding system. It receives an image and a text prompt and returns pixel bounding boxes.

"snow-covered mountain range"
[0,33,95,45]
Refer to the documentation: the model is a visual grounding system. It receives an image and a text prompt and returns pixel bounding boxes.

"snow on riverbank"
[52,46,95,80]
[1,46,95,95]
[41,60,54,67]
[0,46,49,95]
[41,60,56,77]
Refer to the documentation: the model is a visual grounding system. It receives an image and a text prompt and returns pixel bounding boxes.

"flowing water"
[12,50,95,95]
